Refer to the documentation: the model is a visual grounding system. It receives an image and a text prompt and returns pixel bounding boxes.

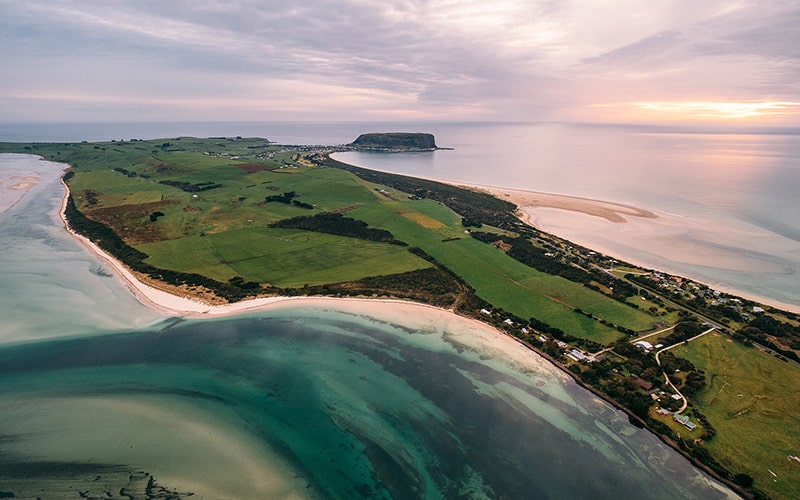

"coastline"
[55,154,796,318]
[50,159,748,498]
[55,173,528,331]
[328,151,797,314]
[442,180,800,315]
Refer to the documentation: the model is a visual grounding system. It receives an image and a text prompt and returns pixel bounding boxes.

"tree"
[733,473,754,488]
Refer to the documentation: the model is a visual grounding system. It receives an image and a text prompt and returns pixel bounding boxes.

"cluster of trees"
[82,189,101,206]
[265,191,313,209]
[270,212,406,245]
[659,320,707,344]
[113,167,139,178]
[112,167,149,179]
[158,180,222,193]
[303,267,466,308]
[461,217,482,228]
[471,232,595,283]
[266,190,297,203]
[748,315,800,344]
[322,156,523,232]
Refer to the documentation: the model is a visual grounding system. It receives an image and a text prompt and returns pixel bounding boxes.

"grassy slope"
[138,227,429,287]
[675,334,800,499]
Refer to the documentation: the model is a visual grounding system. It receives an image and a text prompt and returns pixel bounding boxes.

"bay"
[0,149,737,497]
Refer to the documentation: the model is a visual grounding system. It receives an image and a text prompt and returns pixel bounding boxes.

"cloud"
[582,30,685,66]
[1,0,798,124]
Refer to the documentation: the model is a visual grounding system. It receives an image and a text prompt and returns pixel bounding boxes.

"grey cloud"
[3,0,798,122]
[2,1,509,97]
[582,30,685,66]
[691,5,800,60]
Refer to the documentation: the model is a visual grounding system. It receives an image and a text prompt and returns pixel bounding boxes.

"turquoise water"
[0,152,738,497]
[0,310,734,498]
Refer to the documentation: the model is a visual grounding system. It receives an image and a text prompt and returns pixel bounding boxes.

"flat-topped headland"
[349,132,440,151]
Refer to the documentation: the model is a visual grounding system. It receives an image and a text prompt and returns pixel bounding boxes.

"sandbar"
[451,183,657,224]
[0,394,312,499]
[0,173,42,213]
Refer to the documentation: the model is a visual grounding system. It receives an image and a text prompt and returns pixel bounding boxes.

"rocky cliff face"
[350,132,437,151]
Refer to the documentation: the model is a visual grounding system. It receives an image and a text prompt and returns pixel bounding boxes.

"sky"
[1,0,799,125]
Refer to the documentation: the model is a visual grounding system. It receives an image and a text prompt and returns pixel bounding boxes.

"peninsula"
[1,136,798,499]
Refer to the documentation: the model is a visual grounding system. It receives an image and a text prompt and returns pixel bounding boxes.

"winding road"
[654,327,716,414]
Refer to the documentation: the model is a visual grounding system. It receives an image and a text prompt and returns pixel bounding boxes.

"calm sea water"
[333,123,800,311]
[0,149,737,497]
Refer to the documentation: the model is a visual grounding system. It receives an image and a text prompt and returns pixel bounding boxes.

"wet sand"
[459,184,658,224]
[0,173,41,212]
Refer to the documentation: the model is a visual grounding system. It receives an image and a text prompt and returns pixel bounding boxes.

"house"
[480,309,492,316]
[567,349,587,362]
[634,341,653,352]
[673,414,697,431]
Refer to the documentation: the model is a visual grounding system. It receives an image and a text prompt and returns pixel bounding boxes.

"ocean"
[0,124,746,497]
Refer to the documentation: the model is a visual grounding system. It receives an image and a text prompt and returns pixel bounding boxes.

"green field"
[139,227,431,287]
[675,334,800,499]
[2,137,659,343]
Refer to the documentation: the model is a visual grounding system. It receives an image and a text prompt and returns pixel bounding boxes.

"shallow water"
[0,155,163,343]
[0,308,735,498]
[0,153,737,498]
